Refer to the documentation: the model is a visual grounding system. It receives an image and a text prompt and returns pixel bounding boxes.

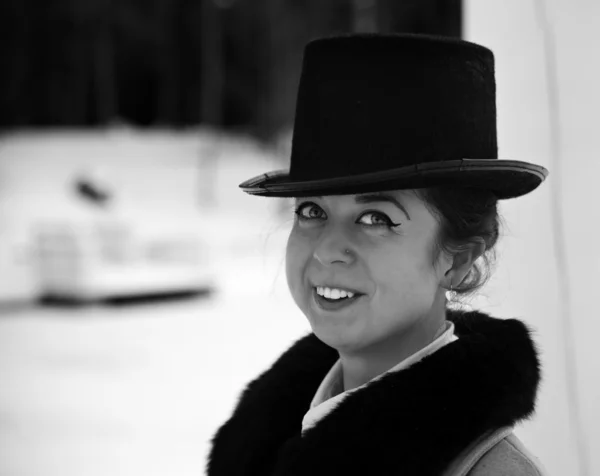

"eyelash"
[293,202,402,229]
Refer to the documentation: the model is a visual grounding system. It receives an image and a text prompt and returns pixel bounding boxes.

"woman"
[207,34,549,476]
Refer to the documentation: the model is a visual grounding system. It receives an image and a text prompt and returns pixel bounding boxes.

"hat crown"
[290,34,498,181]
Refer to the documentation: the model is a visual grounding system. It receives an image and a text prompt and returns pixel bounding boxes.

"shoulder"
[468,433,548,476]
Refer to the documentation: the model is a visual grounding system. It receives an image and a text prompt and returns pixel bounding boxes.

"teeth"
[316,286,356,300]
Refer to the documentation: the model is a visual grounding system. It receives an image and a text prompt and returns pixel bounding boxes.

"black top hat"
[239,33,549,199]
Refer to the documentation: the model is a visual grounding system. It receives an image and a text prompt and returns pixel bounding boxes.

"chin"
[310,321,366,353]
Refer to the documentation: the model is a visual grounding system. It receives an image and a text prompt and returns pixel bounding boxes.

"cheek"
[375,241,437,304]
[285,230,310,301]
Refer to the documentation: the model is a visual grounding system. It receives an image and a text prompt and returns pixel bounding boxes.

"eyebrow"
[354,193,412,220]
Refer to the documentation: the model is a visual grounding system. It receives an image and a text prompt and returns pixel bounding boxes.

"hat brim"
[239,159,549,200]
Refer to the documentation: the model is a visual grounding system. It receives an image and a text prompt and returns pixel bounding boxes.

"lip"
[312,287,363,312]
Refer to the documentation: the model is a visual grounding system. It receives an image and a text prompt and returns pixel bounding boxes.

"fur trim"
[207,309,541,476]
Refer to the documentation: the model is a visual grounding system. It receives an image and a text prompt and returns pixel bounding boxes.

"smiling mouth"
[312,287,364,311]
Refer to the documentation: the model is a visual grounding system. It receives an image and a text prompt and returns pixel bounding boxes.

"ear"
[442,239,486,289]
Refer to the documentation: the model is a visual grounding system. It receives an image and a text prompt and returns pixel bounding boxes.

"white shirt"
[301,320,458,434]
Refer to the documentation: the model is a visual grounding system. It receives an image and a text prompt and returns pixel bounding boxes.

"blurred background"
[0,0,597,475]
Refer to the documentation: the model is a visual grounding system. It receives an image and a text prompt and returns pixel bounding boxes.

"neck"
[340,305,447,392]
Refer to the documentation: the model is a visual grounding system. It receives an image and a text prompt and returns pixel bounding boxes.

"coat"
[206,309,547,476]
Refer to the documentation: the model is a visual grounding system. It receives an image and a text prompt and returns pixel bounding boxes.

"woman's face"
[285,189,452,353]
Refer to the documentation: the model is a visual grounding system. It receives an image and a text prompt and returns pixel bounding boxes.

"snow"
[0,129,309,476]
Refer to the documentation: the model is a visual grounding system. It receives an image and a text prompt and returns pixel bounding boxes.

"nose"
[312,230,355,266]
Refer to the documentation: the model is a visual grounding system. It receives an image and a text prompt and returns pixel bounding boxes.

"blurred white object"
[0,128,283,304]
[0,218,39,302]
[35,220,213,301]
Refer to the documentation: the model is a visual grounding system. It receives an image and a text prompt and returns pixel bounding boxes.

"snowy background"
[0,129,311,476]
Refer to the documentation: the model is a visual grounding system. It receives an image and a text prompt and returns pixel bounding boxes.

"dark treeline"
[0,0,460,138]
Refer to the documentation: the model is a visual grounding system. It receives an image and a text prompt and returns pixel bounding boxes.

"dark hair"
[413,187,502,300]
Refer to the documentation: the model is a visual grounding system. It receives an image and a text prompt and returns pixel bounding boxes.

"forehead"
[295,189,420,205]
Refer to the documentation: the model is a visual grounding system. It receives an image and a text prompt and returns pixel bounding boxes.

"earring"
[447,281,456,301]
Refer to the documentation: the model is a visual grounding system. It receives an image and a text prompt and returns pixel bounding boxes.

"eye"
[357,211,401,228]
[294,202,326,222]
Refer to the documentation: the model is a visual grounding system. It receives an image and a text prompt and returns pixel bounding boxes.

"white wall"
[466,1,600,475]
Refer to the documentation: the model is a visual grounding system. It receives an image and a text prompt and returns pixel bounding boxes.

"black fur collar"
[207,309,541,476]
